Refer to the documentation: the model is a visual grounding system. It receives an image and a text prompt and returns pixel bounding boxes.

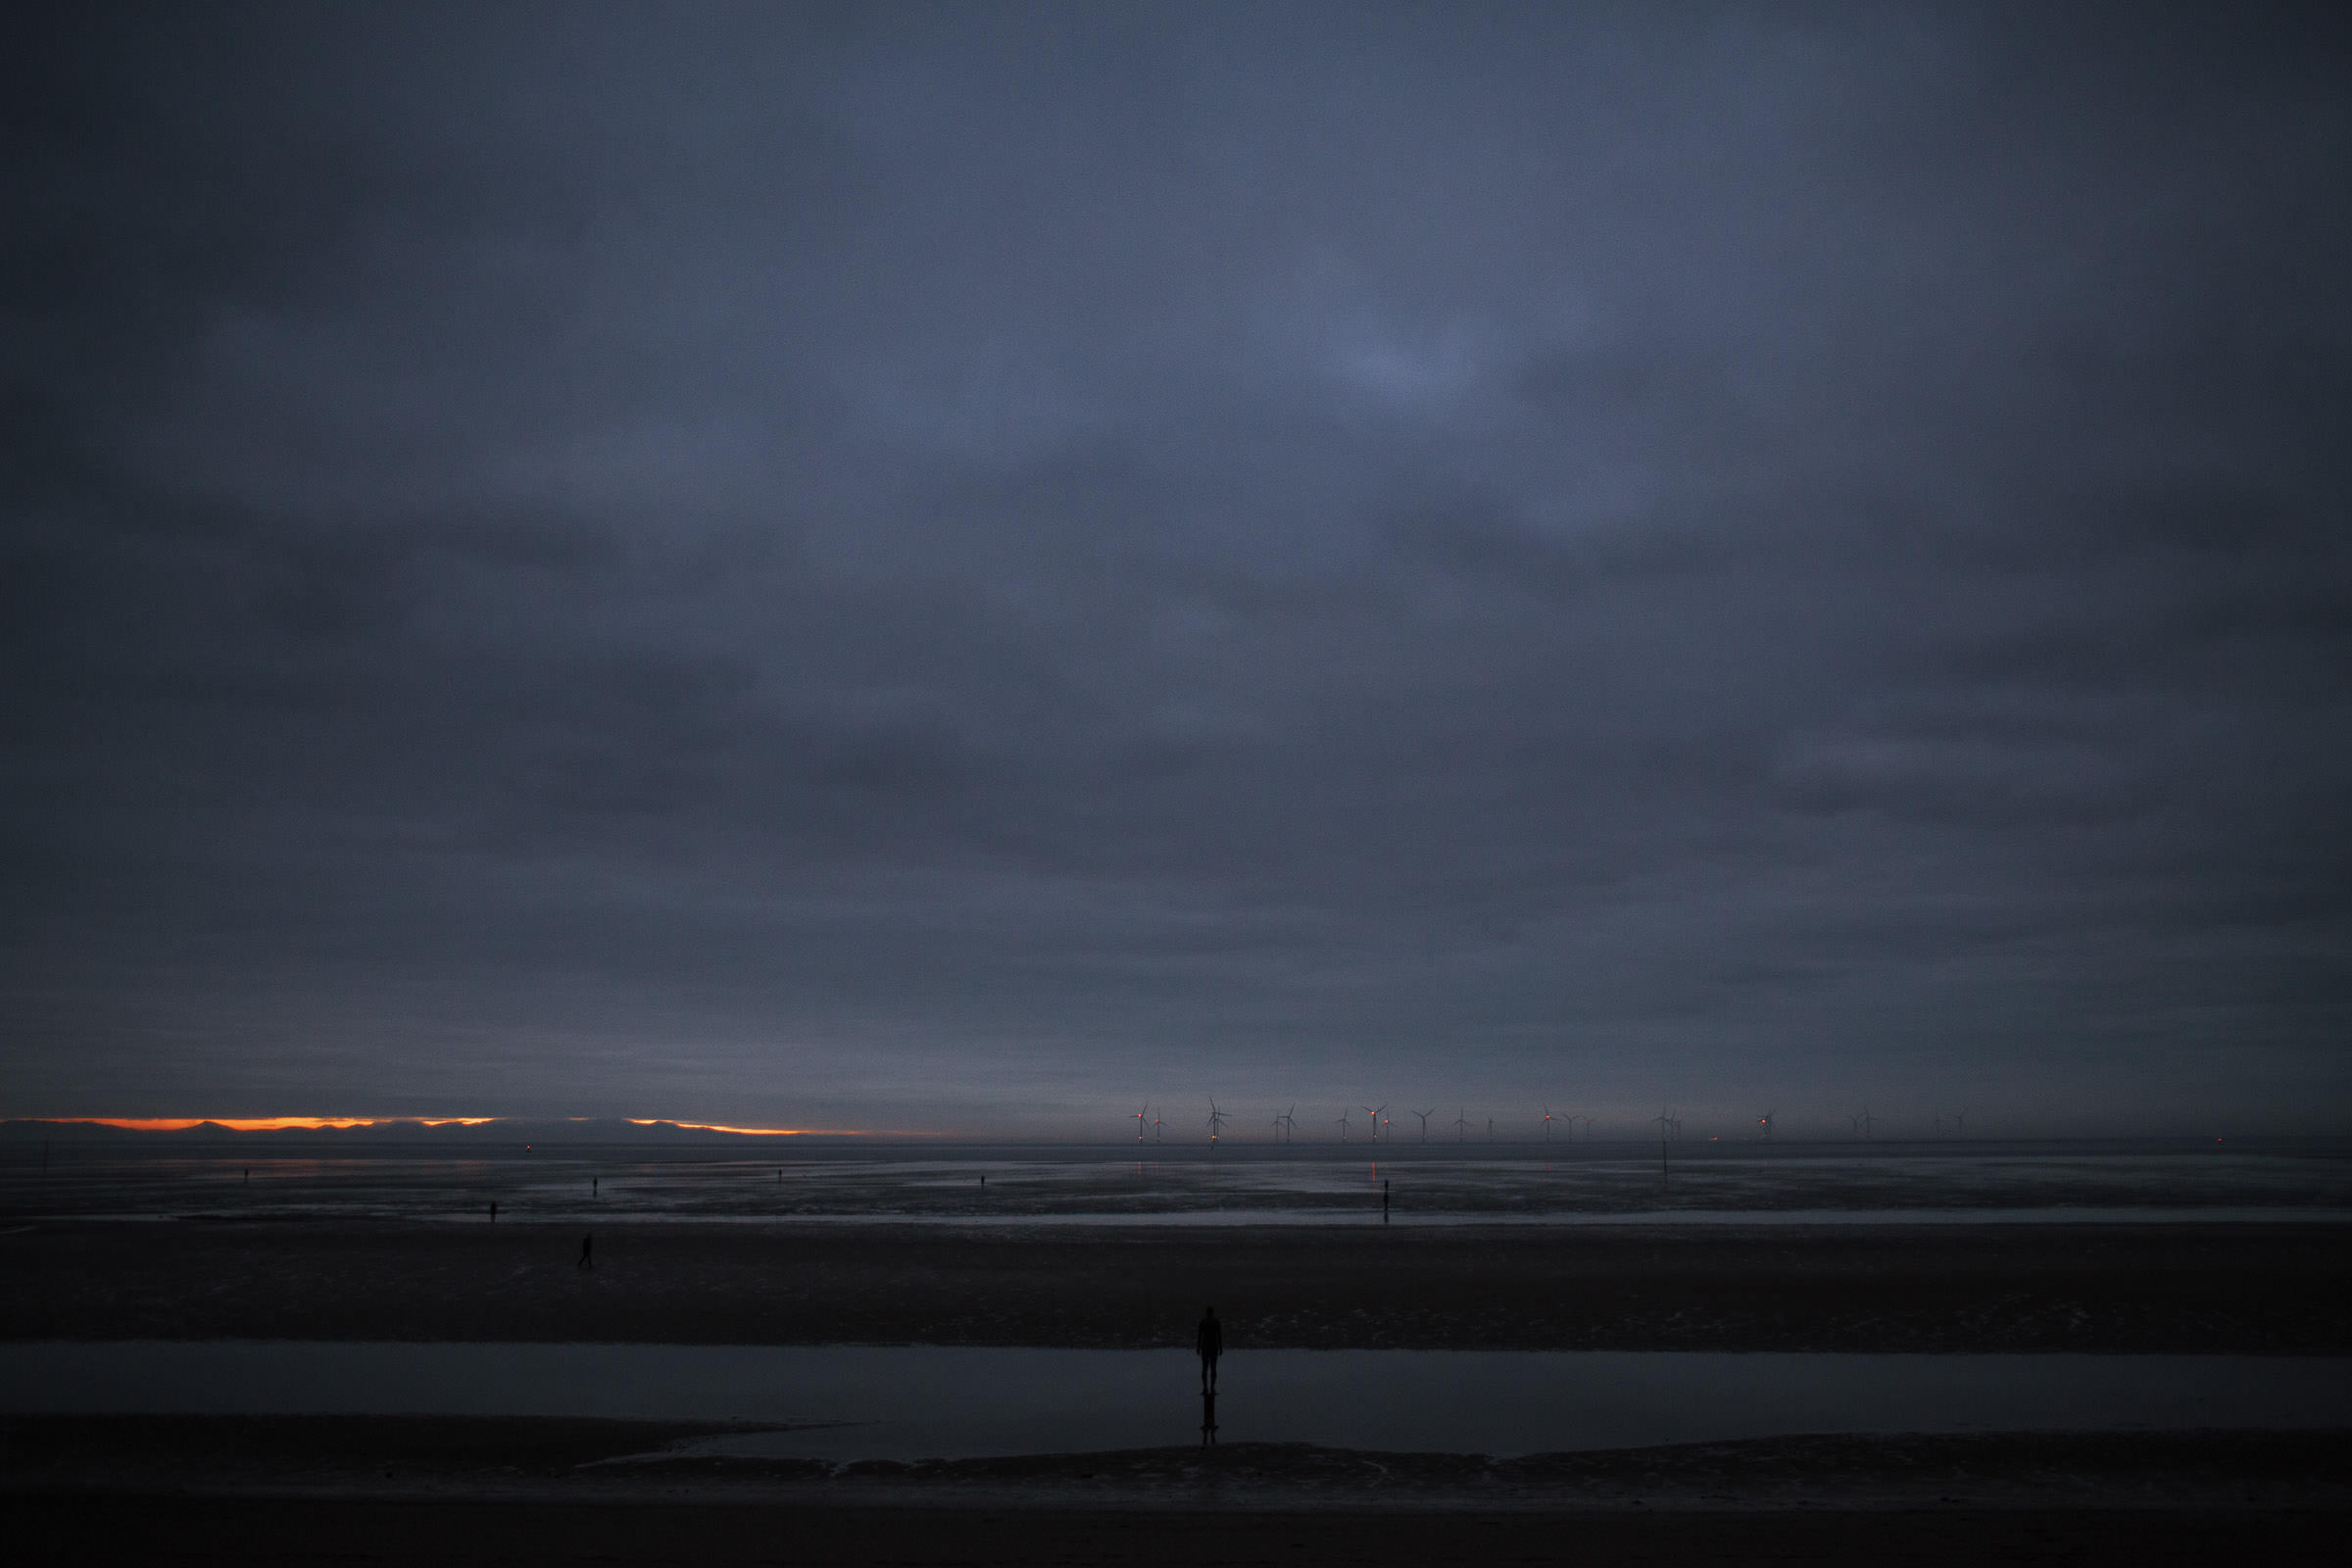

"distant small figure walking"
[578,1234,594,1269]
[1196,1305,1223,1394]
[592,1176,599,1197]
[489,1200,498,1223]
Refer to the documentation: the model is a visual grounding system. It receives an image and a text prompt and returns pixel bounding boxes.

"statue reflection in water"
[1195,1304,1223,1446]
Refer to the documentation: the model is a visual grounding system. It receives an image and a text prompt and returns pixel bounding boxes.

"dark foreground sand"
[10,1414,2352,1509]
[5,1218,2348,1350]
[14,1494,2343,1568]
[7,1417,2349,1564]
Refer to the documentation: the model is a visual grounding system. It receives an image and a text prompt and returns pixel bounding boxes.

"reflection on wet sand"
[7,1342,2349,1464]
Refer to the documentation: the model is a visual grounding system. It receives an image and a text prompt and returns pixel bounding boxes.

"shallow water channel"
[8,1343,2348,1461]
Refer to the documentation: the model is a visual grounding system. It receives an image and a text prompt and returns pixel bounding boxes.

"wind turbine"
[1757,1110,1774,1140]
[1953,1109,1966,1136]
[1485,1115,1496,1142]
[1152,1109,1163,1143]
[1542,1105,1555,1143]
[1362,1104,1387,1145]
[1413,1108,1435,1142]
[1453,1108,1470,1143]
[1133,1106,1150,1143]
[1206,1101,1228,1144]
[1652,1107,1674,1180]
[1335,1108,1350,1143]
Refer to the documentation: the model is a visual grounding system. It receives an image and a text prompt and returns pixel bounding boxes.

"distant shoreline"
[8,1126,2346,1151]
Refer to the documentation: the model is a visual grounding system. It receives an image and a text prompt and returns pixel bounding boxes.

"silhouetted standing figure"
[592,1176,598,1197]
[489,1200,498,1223]
[1196,1305,1222,1394]
[578,1234,593,1269]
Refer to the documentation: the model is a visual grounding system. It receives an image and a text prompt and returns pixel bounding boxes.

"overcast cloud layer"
[5,3,2348,1136]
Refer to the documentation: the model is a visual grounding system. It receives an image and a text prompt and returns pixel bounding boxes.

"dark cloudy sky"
[5,3,2347,1137]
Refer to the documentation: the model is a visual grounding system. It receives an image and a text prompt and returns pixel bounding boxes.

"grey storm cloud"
[3,2,2347,1133]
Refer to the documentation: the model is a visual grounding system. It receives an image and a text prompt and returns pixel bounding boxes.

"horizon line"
[0,1116,2300,1145]
[7,1116,903,1137]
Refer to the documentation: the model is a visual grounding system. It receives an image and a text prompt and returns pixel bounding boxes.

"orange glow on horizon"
[50,1116,499,1132]
[23,1116,913,1137]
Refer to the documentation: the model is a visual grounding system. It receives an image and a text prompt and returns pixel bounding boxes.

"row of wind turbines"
[1127,1102,1969,1144]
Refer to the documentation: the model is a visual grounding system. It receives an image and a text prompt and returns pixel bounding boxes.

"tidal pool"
[5,1342,2346,1461]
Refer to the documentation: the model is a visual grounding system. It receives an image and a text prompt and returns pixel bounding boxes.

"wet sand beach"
[6,1217,2348,1351]
[9,1181,2349,1558]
